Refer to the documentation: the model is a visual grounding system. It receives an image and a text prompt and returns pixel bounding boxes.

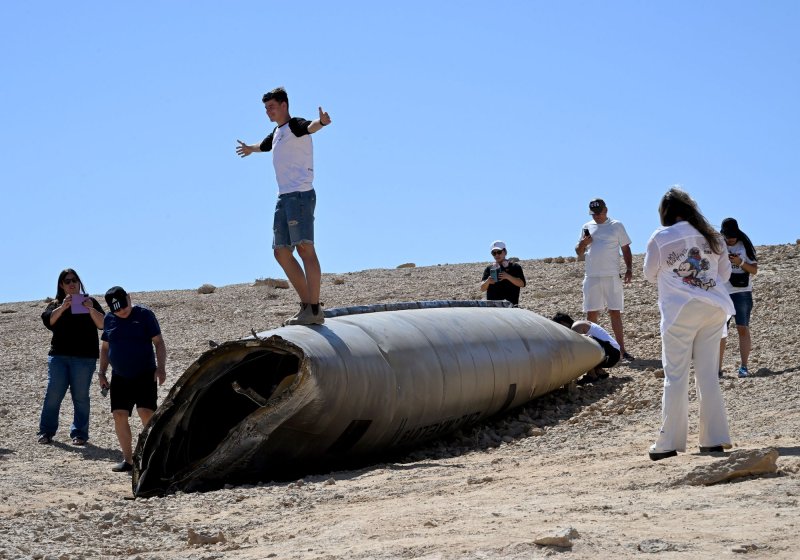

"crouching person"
[97,287,167,473]
[552,312,620,384]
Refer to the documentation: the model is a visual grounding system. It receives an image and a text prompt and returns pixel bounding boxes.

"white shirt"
[643,221,735,331]
[724,240,756,294]
[586,322,620,351]
[260,118,315,195]
[582,218,632,277]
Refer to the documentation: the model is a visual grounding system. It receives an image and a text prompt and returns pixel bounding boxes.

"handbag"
[729,272,750,288]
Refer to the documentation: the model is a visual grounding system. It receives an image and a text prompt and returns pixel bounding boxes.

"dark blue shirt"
[102,305,161,378]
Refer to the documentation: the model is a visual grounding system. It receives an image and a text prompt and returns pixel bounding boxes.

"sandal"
[71,437,87,446]
[37,434,52,444]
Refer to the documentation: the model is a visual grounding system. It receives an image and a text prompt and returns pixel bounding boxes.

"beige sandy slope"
[1,244,798,559]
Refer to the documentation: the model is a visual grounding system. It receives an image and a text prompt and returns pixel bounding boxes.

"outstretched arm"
[307,106,332,133]
[235,140,261,158]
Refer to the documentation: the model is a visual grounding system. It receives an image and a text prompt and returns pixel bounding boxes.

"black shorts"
[110,372,158,414]
[593,337,621,368]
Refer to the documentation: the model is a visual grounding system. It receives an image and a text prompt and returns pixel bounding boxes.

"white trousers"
[653,299,731,452]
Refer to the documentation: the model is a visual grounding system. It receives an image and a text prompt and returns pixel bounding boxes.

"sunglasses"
[63,277,79,285]
[491,250,504,256]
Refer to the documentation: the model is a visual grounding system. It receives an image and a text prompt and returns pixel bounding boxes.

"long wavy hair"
[55,268,85,302]
[658,187,724,254]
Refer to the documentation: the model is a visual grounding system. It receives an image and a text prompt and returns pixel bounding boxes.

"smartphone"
[71,293,90,314]
[583,228,590,237]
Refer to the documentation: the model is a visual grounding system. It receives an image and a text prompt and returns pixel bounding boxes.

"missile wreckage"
[133,301,604,496]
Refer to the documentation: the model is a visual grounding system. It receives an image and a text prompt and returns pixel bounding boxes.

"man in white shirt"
[236,87,332,325]
[575,198,634,360]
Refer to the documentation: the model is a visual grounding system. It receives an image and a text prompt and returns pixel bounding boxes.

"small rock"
[466,476,493,485]
[534,527,579,548]
[254,277,290,289]
[732,543,763,553]
[197,283,216,294]
[324,478,336,485]
[187,528,226,546]
[653,369,665,379]
[396,263,416,269]
[638,539,676,553]
[678,448,779,486]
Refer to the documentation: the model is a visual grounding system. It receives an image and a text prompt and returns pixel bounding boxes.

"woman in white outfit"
[643,188,736,461]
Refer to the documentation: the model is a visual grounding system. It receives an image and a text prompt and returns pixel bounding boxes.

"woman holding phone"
[38,268,105,445]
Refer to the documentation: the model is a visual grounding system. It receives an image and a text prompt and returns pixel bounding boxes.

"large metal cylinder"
[133,301,603,496]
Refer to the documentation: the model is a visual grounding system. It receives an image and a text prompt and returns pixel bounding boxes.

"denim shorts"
[729,291,753,327]
[273,189,316,249]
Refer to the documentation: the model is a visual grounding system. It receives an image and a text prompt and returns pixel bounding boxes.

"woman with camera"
[719,218,758,378]
[38,269,105,446]
[643,188,735,461]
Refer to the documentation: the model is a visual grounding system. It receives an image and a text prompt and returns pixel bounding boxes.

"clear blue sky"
[2,2,798,303]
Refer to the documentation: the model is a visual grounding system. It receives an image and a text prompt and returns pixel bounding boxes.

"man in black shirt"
[480,240,526,305]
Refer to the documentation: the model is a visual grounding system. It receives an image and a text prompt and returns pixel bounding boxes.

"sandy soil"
[1,244,799,559]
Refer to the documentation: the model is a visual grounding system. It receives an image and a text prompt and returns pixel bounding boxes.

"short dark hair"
[551,312,574,328]
[262,87,288,107]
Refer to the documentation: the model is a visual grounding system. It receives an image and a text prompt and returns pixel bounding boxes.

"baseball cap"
[589,199,606,213]
[105,286,129,312]
[720,218,742,238]
[490,240,506,252]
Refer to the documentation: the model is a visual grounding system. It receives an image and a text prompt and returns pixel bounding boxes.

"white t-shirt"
[586,322,620,351]
[582,218,632,277]
[259,118,315,195]
[724,240,756,294]
[643,221,735,331]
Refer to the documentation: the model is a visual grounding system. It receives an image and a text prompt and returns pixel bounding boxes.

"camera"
[583,228,590,237]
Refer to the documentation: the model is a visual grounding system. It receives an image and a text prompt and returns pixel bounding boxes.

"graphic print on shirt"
[672,247,716,290]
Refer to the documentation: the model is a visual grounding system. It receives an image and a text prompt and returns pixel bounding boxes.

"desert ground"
[1,243,799,559]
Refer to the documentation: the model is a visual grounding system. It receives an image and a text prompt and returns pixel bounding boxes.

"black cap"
[720,218,742,238]
[589,198,606,213]
[105,286,129,312]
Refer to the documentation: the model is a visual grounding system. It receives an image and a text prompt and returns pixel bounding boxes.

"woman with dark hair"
[719,218,758,378]
[642,187,736,461]
[38,269,105,445]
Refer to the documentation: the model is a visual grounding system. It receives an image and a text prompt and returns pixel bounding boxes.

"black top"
[482,262,526,305]
[41,298,104,358]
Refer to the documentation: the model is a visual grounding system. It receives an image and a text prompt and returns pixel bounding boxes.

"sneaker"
[308,305,325,325]
[112,461,133,472]
[282,304,308,326]
[738,366,749,378]
[284,304,325,326]
[622,351,635,362]
[37,434,52,445]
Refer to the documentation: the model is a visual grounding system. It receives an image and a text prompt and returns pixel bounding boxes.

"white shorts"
[583,275,624,313]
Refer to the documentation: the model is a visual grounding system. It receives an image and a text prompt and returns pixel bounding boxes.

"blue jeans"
[273,189,316,249]
[729,291,753,327]
[38,355,96,440]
